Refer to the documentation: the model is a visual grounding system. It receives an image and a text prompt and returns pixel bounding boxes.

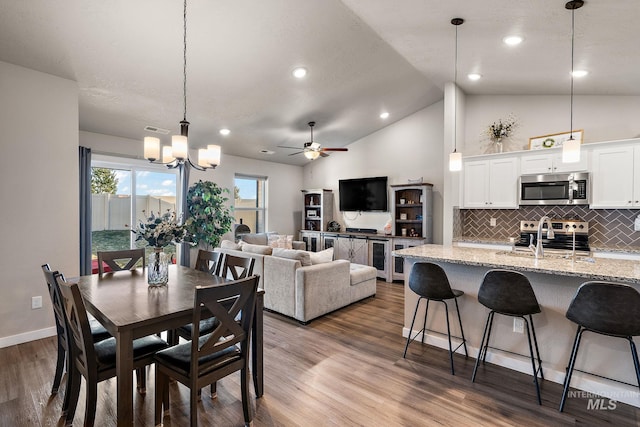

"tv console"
[345,227,377,234]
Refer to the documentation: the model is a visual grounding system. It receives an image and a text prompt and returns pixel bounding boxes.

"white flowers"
[132,210,189,248]
[487,115,518,142]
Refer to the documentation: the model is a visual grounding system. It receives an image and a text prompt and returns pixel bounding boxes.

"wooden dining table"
[76,264,264,427]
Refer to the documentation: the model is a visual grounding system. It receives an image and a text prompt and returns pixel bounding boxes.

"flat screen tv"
[339,176,388,212]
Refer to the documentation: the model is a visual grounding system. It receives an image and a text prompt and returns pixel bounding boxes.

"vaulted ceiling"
[1,0,637,165]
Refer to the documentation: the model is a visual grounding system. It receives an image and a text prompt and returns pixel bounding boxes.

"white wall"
[464,95,640,155]
[0,61,79,344]
[302,102,445,243]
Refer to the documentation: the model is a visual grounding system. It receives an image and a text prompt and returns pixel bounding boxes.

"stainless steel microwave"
[519,172,590,206]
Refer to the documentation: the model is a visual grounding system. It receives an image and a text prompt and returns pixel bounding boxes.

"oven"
[515,219,590,255]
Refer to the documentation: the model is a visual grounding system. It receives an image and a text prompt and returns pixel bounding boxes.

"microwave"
[519,172,590,206]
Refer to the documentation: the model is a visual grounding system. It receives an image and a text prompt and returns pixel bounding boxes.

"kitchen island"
[393,244,640,407]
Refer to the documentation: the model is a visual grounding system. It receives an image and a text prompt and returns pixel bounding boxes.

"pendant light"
[449,18,464,172]
[562,0,584,163]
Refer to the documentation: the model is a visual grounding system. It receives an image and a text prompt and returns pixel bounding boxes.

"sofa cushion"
[268,234,293,249]
[349,263,377,286]
[239,232,276,246]
[220,239,242,250]
[272,248,312,266]
[240,242,273,255]
[309,247,334,265]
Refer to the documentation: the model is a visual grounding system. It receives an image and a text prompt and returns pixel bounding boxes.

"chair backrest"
[566,281,640,337]
[97,248,145,274]
[55,273,98,378]
[221,254,255,280]
[189,275,259,376]
[195,249,223,276]
[41,264,68,347]
[408,262,457,300]
[478,269,540,316]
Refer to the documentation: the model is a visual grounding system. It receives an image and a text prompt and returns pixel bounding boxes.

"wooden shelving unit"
[390,183,433,240]
[301,189,333,232]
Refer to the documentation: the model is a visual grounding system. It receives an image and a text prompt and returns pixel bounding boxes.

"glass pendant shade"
[171,135,188,160]
[304,150,320,160]
[162,146,175,163]
[207,144,221,167]
[562,138,581,163]
[144,137,160,161]
[449,151,462,171]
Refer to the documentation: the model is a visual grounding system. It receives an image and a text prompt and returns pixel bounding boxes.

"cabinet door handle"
[548,167,552,171]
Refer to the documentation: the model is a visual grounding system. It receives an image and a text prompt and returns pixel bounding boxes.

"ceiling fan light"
[304,150,320,160]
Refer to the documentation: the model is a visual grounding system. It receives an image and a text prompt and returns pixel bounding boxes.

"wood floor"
[2,281,640,426]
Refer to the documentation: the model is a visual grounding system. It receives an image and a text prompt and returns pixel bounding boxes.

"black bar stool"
[471,269,544,404]
[403,262,468,375]
[559,281,640,412]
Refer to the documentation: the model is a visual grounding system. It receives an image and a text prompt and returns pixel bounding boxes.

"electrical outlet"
[490,218,497,227]
[513,318,524,334]
[31,295,43,310]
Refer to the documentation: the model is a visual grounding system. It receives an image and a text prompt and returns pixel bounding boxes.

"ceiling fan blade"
[277,145,303,150]
[320,147,348,152]
[288,151,304,156]
[320,152,330,157]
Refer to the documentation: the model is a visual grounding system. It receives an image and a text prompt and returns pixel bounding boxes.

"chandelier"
[143,0,220,171]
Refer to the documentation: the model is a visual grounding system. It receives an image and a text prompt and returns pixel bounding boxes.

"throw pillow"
[271,248,312,266]
[240,242,273,255]
[267,234,294,249]
[220,240,242,250]
[309,247,334,265]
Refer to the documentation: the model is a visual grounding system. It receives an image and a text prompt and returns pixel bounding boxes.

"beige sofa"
[214,244,377,323]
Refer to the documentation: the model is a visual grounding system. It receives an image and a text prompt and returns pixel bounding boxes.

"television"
[339,176,388,212]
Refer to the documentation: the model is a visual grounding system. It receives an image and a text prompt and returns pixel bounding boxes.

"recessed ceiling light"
[380,112,390,119]
[260,149,274,155]
[503,35,523,46]
[467,73,482,81]
[571,70,589,78]
[219,128,230,136]
[292,67,307,78]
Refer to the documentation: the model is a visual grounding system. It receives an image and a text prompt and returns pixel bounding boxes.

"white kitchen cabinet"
[591,144,640,208]
[335,235,368,265]
[520,151,588,175]
[462,157,519,208]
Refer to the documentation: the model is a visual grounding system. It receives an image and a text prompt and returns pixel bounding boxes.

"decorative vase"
[148,247,169,286]
[494,138,503,153]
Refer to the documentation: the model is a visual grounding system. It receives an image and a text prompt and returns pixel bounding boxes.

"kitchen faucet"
[528,215,555,258]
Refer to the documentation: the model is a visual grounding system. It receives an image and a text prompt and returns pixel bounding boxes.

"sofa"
[214,242,377,323]
[237,232,306,250]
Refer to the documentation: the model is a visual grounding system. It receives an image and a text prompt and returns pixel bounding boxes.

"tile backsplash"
[457,206,640,250]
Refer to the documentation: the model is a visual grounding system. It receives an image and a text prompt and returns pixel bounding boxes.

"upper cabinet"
[591,143,640,208]
[462,157,519,208]
[520,151,589,175]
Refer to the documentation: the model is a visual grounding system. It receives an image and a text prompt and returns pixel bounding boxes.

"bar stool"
[559,281,640,412]
[402,262,468,375]
[471,269,544,404]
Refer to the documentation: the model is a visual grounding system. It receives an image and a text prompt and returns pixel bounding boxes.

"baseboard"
[403,327,640,408]
[0,326,57,349]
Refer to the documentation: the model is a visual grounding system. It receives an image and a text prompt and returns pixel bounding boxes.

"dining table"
[76,264,264,427]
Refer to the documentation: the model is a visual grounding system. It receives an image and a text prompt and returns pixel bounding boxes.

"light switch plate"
[490,218,497,227]
[31,296,43,309]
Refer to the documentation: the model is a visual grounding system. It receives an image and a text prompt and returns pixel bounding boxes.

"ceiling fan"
[279,121,348,160]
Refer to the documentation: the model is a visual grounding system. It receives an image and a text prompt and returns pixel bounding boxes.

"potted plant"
[184,180,234,250]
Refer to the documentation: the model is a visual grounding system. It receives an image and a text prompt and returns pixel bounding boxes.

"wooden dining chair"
[41,264,111,415]
[220,254,255,280]
[55,273,168,427]
[154,275,259,427]
[96,248,145,274]
[194,249,223,276]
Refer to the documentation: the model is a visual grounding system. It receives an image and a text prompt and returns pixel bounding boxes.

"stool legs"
[403,297,423,358]
[454,298,469,358]
[472,311,493,382]
[523,316,542,405]
[629,338,640,389]
[560,326,584,412]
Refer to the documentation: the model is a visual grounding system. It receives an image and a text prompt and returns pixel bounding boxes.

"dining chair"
[194,249,223,276]
[220,254,255,280]
[41,264,111,414]
[55,273,169,427]
[154,275,259,427]
[96,248,145,274]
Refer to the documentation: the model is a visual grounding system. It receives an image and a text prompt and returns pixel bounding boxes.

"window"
[90,156,179,263]
[234,175,267,233]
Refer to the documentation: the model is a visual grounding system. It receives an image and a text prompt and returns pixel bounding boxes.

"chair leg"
[190,383,199,427]
[628,337,640,389]
[64,367,82,426]
[529,314,544,380]
[155,368,169,426]
[61,351,72,416]
[483,312,495,364]
[51,339,65,394]
[442,301,455,375]
[210,382,217,399]
[560,326,584,412]
[523,316,542,405]
[454,297,468,357]
[84,378,98,427]
[241,366,252,425]
[403,297,422,358]
[421,299,430,344]
[136,367,146,394]
[472,312,493,383]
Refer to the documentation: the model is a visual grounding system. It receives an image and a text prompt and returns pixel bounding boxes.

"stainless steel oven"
[519,172,589,206]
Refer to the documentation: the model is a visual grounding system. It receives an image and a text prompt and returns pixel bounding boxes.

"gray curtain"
[179,163,191,267]
[79,146,92,276]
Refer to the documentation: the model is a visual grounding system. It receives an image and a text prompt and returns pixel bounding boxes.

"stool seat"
[559,281,640,412]
[472,269,544,405]
[403,262,468,375]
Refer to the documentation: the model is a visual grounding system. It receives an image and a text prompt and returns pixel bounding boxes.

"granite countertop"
[453,237,640,254]
[393,244,640,284]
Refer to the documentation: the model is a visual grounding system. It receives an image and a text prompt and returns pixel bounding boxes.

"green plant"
[185,180,234,249]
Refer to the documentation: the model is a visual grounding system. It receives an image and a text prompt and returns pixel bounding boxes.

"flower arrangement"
[132,210,188,248]
[487,115,518,142]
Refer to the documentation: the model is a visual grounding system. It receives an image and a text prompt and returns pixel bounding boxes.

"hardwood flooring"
[2,281,640,426]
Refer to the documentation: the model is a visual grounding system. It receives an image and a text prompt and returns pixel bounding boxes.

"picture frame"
[528,130,583,150]
[306,210,317,218]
